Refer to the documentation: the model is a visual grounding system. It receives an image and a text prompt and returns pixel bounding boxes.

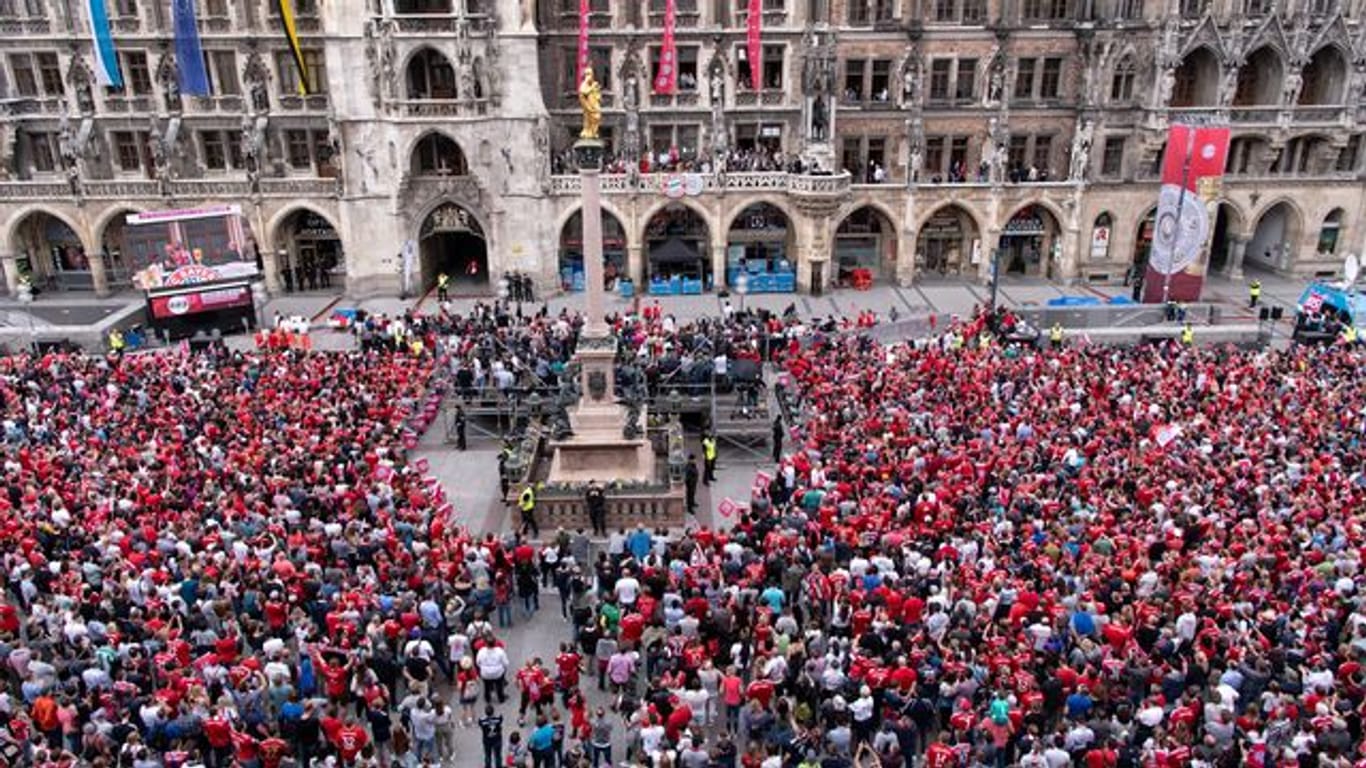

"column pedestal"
[90,253,110,297]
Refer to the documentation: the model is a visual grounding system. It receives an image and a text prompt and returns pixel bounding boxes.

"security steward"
[701,433,718,485]
[517,484,540,539]
[1342,324,1359,346]
[1180,322,1195,346]
[1049,322,1064,349]
[437,272,451,302]
[108,328,126,356]
[1249,279,1262,308]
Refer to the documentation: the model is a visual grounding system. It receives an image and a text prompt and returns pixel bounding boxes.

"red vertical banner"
[747,0,762,90]
[1141,123,1231,304]
[653,0,677,95]
[576,0,590,88]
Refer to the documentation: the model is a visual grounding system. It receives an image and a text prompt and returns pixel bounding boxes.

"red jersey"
[259,737,289,768]
[334,725,369,762]
[321,661,349,698]
[202,716,232,749]
[555,652,582,688]
[231,731,258,763]
[926,742,957,768]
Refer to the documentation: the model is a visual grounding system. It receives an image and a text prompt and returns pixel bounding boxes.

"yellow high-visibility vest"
[1049,324,1063,342]
[437,273,449,288]
[518,487,535,512]
[702,437,717,461]
[1343,326,1358,344]
[1180,326,1194,345]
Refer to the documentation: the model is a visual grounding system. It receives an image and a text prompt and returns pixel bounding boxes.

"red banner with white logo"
[149,283,254,319]
[653,0,677,95]
[747,0,762,90]
[1141,123,1230,304]
[576,0,590,90]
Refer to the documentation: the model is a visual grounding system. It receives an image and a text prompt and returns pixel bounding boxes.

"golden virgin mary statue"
[578,69,602,139]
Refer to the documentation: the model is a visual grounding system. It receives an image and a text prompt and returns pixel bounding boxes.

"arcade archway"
[999,204,1062,278]
[558,209,627,292]
[8,210,91,291]
[1209,203,1243,274]
[917,205,980,276]
[275,208,344,293]
[726,203,794,291]
[645,204,711,293]
[419,202,488,292]
[1247,202,1301,272]
[96,209,140,289]
[835,206,897,283]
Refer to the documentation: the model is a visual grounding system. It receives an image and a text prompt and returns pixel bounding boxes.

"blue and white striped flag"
[87,0,123,89]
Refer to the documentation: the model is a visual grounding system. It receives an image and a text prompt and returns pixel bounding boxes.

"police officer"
[1248,279,1261,308]
[518,484,539,539]
[1180,322,1194,346]
[701,433,717,486]
[437,272,450,302]
[1049,322,1064,349]
[584,480,607,537]
[454,405,467,451]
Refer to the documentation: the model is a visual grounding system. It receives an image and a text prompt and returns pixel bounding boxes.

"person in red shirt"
[316,653,352,704]
[230,728,259,767]
[925,733,957,768]
[201,709,234,767]
[258,730,290,768]
[332,716,369,766]
[554,642,582,698]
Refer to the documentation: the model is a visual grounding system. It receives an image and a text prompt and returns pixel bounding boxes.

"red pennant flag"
[576,0,590,89]
[654,0,677,95]
[747,0,762,90]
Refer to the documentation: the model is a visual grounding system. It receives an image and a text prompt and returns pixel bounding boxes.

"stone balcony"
[547,170,852,196]
[375,12,494,34]
[0,177,338,201]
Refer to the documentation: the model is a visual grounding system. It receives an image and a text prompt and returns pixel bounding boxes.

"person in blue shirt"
[627,524,653,562]
[1070,608,1096,637]
[528,714,556,768]
[760,585,784,612]
[1065,686,1094,720]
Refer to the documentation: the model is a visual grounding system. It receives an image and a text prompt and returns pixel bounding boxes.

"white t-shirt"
[615,577,640,606]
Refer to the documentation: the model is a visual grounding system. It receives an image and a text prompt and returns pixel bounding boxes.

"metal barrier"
[1014,303,1223,329]
[519,489,687,533]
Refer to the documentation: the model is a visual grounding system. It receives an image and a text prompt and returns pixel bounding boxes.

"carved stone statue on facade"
[533,116,550,192]
[709,72,727,156]
[379,20,399,102]
[363,20,382,107]
[1217,64,1240,106]
[147,117,171,195]
[66,54,96,115]
[155,52,181,113]
[899,50,921,109]
[326,110,345,191]
[244,50,271,114]
[57,109,81,195]
[1069,119,1094,182]
[811,95,829,141]
[485,42,503,106]
[0,122,14,180]
[240,114,261,193]
[1282,69,1304,107]
[1156,66,1176,109]
[622,76,640,162]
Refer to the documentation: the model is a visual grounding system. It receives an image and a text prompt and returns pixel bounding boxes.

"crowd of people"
[4,296,1366,768]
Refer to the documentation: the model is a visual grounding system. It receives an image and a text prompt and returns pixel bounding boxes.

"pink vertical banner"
[653,0,677,94]
[747,0,762,90]
[576,0,590,88]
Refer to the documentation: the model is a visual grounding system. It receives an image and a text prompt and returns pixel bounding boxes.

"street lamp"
[734,271,750,314]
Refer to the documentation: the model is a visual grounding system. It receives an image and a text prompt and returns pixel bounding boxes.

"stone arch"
[412,198,491,292]
[92,205,148,286]
[999,201,1066,278]
[836,197,901,236]
[720,195,797,235]
[1171,45,1221,107]
[642,200,714,290]
[266,203,341,252]
[1300,45,1348,105]
[915,202,986,277]
[1233,45,1283,106]
[4,206,88,254]
[834,204,900,283]
[4,206,95,291]
[638,197,718,242]
[1003,197,1067,231]
[267,204,346,292]
[724,200,797,291]
[1209,201,1246,273]
[406,129,470,176]
[403,45,458,100]
[554,203,632,292]
[1246,198,1304,272]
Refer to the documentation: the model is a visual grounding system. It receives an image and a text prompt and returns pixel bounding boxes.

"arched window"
[1110,56,1135,102]
[411,133,468,175]
[1318,209,1344,255]
[406,48,457,100]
